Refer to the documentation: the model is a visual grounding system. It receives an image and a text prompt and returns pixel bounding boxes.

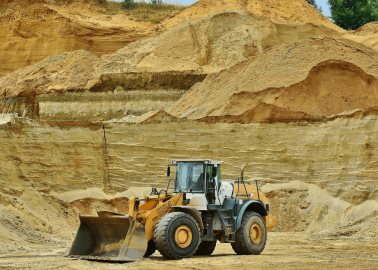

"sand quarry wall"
[1,119,377,202]
[0,118,377,249]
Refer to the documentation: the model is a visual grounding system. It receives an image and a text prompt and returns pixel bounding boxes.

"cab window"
[174,162,205,193]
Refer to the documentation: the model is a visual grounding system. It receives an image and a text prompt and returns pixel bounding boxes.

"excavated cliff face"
[170,38,378,122]
[1,118,376,202]
[0,117,377,249]
[0,0,158,76]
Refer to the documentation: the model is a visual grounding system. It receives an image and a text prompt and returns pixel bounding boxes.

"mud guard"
[172,206,204,235]
[235,200,267,230]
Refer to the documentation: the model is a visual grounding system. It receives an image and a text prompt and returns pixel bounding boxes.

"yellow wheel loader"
[69,160,275,261]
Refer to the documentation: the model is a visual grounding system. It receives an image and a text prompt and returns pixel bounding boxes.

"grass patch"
[98,1,185,23]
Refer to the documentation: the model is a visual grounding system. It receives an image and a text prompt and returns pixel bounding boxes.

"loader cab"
[170,160,222,207]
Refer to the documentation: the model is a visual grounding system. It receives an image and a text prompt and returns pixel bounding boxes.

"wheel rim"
[249,223,262,245]
[174,225,193,248]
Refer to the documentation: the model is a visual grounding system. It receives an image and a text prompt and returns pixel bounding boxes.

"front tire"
[155,212,201,259]
[231,212,267,255]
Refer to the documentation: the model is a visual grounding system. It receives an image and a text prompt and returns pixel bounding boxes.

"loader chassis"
[69,160,274,261]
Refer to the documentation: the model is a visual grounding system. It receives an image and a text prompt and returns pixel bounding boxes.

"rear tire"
[231,212,266,255]
[195,240,217,256]
[154,212,201,260]
[144,240,156,257]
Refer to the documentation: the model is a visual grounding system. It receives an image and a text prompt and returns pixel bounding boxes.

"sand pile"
[0,186,150,255]
[170,38,378,122]
[1,181,374,257]
[0,50,99,97]
[0,10,340,98]
[0,0,158,76]
[263,181,378,238]
[0,189,75,254]
[344,22,378,51]
[109,110,181,124]
[165,0,340,31]
[2,2,375,125]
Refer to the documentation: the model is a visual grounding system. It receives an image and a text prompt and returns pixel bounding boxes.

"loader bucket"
[69,215,147,262]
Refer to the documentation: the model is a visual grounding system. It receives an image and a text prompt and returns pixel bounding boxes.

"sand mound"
[170,38,378,122]
[0,0,343,77]
[0,189,75,254]
[165,0,340,31]
[355,22,378,34]
[110,110,181,124]
[263,181,378,238]
[0,186,152,255]
[137,110,182,124]
[344,22,378,51]
[1,180,374,256]
[98,11,339,77]
[0,11,340,99]
[69,197,129,216]
[198,103,314,123]
[0,0,159,76]
[1,50,99,97]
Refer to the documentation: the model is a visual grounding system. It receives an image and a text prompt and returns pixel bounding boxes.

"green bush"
[329,0,378,30]
[123,0,137,10]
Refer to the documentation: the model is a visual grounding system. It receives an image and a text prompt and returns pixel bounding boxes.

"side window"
[217,165,222,182]
[191,164,205,192]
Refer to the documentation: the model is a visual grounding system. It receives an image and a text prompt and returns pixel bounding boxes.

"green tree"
[329,0,378,30]
[123,0,136,9]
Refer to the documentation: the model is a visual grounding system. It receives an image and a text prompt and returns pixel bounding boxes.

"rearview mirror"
[167,166,171,177]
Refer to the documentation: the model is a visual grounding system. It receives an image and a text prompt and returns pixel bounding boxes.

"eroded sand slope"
[0,11,340,97]
[0,0,158,75]
[170,38,378,122]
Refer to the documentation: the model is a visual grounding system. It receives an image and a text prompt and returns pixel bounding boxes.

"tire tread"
[231,212,266,255]
[155,212,200,259]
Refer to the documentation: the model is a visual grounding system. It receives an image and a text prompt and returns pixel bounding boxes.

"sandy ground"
[0,233,376,270]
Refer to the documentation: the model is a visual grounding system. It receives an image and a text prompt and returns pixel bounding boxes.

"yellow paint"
[127,193,184,241]
[234,182,277,230]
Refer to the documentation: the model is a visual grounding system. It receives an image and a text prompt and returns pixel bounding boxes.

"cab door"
[205,164,217,204]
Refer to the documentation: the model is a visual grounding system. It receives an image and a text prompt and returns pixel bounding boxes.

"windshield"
[174,162,205,193]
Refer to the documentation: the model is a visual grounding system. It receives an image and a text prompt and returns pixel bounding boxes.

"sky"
[316,0,331,17]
